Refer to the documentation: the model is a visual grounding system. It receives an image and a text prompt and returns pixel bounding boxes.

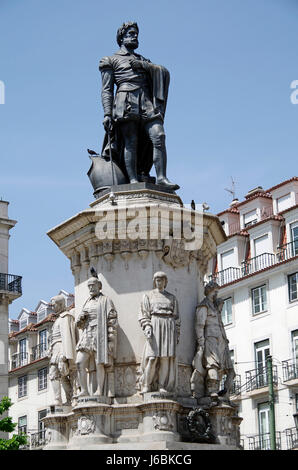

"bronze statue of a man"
[99,22,179,190]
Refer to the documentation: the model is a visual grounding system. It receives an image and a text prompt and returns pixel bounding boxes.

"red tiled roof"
[266,177,298,193]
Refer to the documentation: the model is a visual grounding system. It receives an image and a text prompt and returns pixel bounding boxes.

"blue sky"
[1,0,298,315]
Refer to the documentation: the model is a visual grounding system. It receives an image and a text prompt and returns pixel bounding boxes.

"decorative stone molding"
[153,412,175,431]
[76,415,96,435]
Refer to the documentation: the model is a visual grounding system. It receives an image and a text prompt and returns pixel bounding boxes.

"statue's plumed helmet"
[153,271,168,288]
[204,280,220,296]
[116,21,139,47]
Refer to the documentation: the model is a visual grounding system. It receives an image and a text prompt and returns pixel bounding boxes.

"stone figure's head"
[153,271,168,291]
[51,294,66,314]
[204,280,220,301]
[117,21,139,50]
[87,276,102,298]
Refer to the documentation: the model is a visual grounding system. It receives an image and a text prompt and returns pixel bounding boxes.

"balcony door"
[258,403,270,449]
[291,223,298,256]
[255,339,270,388]
[39,329,47,354]
[292,330,298,367]
[19,338,27,366]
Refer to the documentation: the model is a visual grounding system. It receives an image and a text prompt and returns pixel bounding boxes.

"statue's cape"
[59,310,76,361]
[101,62,170,180]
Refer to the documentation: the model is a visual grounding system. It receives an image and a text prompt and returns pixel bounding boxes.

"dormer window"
[37,308,46,323]
[244,209,257,228]
[277,193,291,212]
[19,318,28,330]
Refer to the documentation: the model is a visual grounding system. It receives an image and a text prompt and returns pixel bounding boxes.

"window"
[292,330,298,365]
[38,367,47,391]
[254,234,269,257]
[37,308,46,323]
[18,415,27,434]
[39,329,47,350]
[38,409,47,435]
[258,403,270,449]
[18,375,27,398]
[221,249,236,270]
[277,193,291,212]
[291,222,298,256]
[19,338,27,365]
[20,317,27,330]
[221,297,233,325]
[288,272,298,302]
[252,285,267,314]
[244,209,257,227]
[254,339,270,388]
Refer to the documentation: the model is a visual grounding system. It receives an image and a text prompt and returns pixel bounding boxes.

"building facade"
[209,177,298,450]
[8,290,74,449]
[0,199,22,431]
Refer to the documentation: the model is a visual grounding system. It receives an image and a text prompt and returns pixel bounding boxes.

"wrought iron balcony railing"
[277,241,298,262]
[11,352,29,369]
[248,432,282,450]
[241,253,276,276]
[0,273,22,295]
[282,358,298,382]
[29,430,46,449]
[245,365,278,392]
[285,427,298,450]
[32,343,48,361]
[209,267,241,286]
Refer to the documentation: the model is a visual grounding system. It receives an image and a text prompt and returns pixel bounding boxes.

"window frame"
[18,415,27,435]
[221,297,233,326]
[251,284,267,315]
[288,272,298,302]
[38,367,48,391]
[18,375,27,398]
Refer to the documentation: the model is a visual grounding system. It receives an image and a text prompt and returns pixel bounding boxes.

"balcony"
[219,374,242,397]
[277,240,298,262]
[248,432,282,450]
[10,352,29,369]
[0,273,22,301]
[245,365,278,393]
[29,430,46,450]
[32,343,48,361]
[282,359,298,383]
[210,267,241,286]
[241,253,276,276]
[285,427,298,450]
[211,241,298,287]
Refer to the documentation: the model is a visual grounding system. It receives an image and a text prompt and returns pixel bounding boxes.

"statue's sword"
[107,123,117,205]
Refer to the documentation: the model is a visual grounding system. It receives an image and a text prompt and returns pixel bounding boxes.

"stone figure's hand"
[144,325,152,338]
[108,341,114,354]
[61,355,67,362]
[197,338,205,349]
[130,59,144,71]
[103,116,113,132]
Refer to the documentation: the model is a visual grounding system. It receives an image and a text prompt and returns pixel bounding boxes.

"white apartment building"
[209,176,298,450]
[8,290,74,449]
[0,199,22,441]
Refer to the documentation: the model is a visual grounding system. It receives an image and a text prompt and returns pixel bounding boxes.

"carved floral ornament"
[152,412,175,431]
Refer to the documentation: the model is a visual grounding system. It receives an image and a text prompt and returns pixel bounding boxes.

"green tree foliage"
[0,396,27,450]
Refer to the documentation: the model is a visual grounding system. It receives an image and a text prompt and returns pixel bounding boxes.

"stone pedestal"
[45,185,242,450]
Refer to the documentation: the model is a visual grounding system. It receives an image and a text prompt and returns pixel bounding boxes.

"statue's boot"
[124,149,138,184]
[51,379,62,406]
[154,155,179,190]
[206,378,219,399]
[61,376,73,405]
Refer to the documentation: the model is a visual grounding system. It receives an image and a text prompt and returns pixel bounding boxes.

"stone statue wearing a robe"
[75,273,118,397]
[138,272,180,394]
[48,295,77,406]
[190,281,235,400]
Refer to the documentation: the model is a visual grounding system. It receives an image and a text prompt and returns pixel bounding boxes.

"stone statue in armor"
[75,270,118,397]
[138,272,180,394]
[48,295,77,406]
[190,280,235,401]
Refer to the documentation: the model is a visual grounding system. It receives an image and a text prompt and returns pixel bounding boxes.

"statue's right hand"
[144,325,152,338]
[103,116,113,132]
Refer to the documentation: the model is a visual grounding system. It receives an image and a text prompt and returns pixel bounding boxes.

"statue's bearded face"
[88,280,101,297]
[121,26,139,50]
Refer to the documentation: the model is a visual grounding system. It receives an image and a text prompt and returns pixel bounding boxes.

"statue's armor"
[76,297,99,353]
